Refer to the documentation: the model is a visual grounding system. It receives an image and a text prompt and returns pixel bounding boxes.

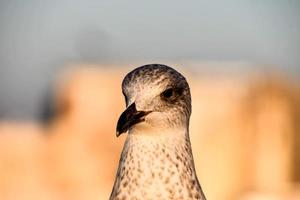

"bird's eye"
[161,88,174,99]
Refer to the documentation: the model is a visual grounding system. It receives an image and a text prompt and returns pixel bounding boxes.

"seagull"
[110,64,206,200]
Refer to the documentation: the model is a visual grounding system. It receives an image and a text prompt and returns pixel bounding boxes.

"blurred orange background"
[1,1,300,199]
[0,63,299,200]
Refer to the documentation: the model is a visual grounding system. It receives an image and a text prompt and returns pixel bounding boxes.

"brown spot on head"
[164,177,170,184]
[159,172,162,179]
[191,179,196,187]
[122,181,128,187]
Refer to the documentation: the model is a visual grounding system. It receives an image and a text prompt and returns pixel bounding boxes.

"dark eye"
[161,88,174,99]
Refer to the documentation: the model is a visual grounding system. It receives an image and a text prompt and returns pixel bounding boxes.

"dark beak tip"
[116,130,122,137]
[115,103,152,138]
[116,129,128,137]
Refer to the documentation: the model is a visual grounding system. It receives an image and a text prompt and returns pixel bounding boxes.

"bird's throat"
[110,129,206,199]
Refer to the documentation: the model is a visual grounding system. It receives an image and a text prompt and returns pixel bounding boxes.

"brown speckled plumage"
[110,64,206,200]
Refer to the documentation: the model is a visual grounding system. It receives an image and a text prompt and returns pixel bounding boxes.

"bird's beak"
[116,102,152,137]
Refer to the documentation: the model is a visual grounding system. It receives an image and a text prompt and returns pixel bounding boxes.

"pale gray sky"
[0,0,299,120]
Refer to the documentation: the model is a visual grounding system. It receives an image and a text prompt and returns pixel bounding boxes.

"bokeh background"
[0,1,300,200]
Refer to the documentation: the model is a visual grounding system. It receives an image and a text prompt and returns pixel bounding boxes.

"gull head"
[116,64,191,136]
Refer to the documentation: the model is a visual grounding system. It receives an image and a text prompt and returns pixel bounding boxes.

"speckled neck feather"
[110,129,206,200]
[110,64,206,200]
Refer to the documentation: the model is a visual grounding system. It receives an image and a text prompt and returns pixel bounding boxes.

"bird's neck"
[110,128,206,200]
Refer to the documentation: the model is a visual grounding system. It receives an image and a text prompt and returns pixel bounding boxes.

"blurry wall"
[0,65,299,200]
